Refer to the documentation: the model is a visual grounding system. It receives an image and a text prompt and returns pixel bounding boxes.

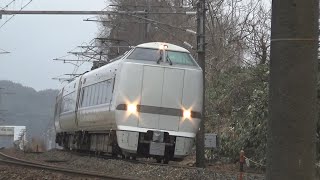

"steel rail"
[63,150,265,176]
[0,151,135,180]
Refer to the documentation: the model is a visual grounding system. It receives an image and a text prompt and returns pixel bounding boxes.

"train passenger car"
[54,42,203,163]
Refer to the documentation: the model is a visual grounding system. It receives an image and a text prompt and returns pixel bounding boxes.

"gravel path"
[1,149,265,180]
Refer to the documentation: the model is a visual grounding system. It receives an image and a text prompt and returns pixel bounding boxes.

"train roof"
[136,42,190,53]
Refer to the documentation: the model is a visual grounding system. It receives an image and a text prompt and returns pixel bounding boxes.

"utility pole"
[267,0,318,179]
[196,0,206,168]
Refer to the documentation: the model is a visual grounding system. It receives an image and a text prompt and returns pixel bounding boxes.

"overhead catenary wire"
[109,4,194,9]
[115,13,195,49]
[102,3,196,44]
[84,19,148,24]
[0,47,10,54]
[111,13,197,35]
[53,28,108,81]
[1,0,17,10]
[153,25,194,50]
[0,0,33,30]
[0,10,196,15]
[52,5,196,82]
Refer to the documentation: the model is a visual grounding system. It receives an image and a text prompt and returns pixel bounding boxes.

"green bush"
[206,64,320,165]
[206,65,268,164]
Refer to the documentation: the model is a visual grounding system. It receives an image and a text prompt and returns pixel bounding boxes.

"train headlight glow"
[127,104,137,113]
[183,110,191,119]
[159,44,168,50]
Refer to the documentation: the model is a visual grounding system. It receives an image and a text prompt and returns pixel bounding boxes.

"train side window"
[60,100,64,114]
[100,81,106,104]
[81,87,87,107]
[89,85,95,106]
[96,83,102,105]
[62,95,67,112]
[54,101,58,118]
[61,92,76,113]
[107,79,113,103]
[100,82,106,104]
[110,78,115,101]
[57,96,62,115]
[86,86,92,107]
[87,86,92,106]
[104,80,109,103]
[98,83,102,105]
[71,93,76,110]
[92,84,98,106]
[85,86,90,107]
[103,80,109,104]
[79,79,114,108]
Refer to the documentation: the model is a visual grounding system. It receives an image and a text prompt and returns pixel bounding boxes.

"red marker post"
[239,150,245,180]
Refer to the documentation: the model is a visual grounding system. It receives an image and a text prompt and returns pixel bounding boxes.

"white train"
[54,42,203,163]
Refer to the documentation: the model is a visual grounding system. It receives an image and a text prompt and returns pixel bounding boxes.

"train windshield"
[166,51,195,66]
[127,47,196,66]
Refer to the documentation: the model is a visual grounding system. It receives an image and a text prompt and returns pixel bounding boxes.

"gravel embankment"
[1,149,265,180]
[0,164,100,180]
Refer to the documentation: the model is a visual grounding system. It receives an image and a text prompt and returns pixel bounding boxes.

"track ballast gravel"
[0,149,265,180]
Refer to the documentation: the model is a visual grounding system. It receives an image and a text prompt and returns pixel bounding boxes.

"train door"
[59,80,80,131]
[54,92,63,132]
[139,66,164,129]
[158,68,184,131]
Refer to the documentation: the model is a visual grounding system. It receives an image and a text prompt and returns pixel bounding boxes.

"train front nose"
[116,62,202,159]
[138,65,185,131]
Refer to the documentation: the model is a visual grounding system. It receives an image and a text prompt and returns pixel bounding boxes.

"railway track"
[0,150,136,180]
[62,149,199,170]
[63,149,265,177]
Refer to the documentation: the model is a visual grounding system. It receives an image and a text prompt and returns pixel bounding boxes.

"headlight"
[159,44,168,50]
[127,104,137,113]
[183,110,191,119]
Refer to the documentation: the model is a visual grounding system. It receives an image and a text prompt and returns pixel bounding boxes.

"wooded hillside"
[0,80,58,140]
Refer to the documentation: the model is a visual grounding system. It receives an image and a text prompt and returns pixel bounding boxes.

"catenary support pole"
[196,0,206,168]
[267,0,318,179]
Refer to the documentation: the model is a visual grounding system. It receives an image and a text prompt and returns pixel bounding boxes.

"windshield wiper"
[166,54,173,65]
[157,50,163,64]
[157,55,162,64]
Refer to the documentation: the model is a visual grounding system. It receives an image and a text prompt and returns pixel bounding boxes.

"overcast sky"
[0,0,108,91]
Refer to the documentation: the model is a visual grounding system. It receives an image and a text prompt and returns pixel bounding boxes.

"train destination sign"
[0,127,14,136]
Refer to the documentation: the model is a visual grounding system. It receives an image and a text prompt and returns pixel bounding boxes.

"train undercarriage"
[55,130,182,164]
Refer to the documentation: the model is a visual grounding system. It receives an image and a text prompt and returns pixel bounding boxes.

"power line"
[109,4,194,9]
[125,13,196,35]
[78,45,133,48]
[68,52,108,56]
[0,47,10,54]
[108,12,195,49]
[0,0,33,30]
[84,19,148,24]
[0,10,196,15]
[53,58,100,62]
[1,0,17,10]
[154,25,194,49]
